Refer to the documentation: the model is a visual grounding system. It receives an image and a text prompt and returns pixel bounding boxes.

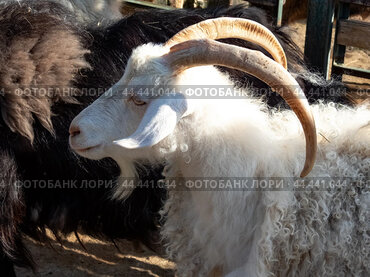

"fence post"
[304,0,336,79]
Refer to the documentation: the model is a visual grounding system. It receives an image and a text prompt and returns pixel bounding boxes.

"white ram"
[69,18,370,277]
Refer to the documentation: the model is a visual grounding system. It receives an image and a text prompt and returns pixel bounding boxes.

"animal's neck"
[174,103,306,180]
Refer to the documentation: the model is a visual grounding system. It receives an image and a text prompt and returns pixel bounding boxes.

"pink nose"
[69,125,81,137]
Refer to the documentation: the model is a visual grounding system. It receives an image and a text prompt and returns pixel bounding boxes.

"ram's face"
[68,83,150,161]
[69,44,191,162]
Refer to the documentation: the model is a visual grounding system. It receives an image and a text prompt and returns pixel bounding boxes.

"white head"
[69,18,317,186]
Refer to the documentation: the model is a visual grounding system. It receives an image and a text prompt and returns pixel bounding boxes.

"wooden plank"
[304,0,335,79]
[339,0,370,7]
[337,20,370,49]
[122,0,175,10]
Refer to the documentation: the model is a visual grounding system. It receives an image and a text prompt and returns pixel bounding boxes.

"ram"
[70,18,370,276]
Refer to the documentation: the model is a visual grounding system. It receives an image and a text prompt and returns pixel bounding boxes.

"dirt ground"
[15,8,369,277]
[15,231,175,277]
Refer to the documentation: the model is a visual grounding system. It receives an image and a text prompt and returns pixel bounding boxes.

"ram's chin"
[74,145,105,160]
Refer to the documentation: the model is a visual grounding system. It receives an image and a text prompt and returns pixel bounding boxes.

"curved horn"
[163,39,316,177]
[165,17,287,69]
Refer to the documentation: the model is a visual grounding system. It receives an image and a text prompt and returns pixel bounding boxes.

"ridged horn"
[165,17,287,69]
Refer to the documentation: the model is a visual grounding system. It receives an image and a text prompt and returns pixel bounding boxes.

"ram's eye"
[129,95,146,106]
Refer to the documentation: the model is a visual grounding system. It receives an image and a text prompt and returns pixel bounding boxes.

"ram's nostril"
[69,125,81,137]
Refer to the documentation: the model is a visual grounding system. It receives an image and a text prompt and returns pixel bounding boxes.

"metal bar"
[304,0,335,79]
[276,0,284,27]
[332,63,370,79]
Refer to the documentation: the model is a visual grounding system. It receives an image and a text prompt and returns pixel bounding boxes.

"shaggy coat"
[159,100,369,276]
[0,0,352,275]
[69,41,370,276]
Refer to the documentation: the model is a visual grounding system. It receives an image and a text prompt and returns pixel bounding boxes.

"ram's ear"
[113,93,191,150]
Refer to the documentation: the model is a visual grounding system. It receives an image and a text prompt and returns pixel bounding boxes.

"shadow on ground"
[16,231,175,277]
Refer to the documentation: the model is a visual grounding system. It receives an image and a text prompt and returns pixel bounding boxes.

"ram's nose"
[69,121,84,150]
[69,124,81,137]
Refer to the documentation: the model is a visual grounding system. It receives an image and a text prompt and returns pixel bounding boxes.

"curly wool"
[158,98,369,276]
